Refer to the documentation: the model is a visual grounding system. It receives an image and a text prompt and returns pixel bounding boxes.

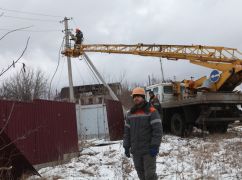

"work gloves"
[149,146,159,157]
[124,147,130,158]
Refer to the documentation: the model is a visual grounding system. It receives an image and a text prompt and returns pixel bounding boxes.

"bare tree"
[0,68,48,101]
[117,81,133,109]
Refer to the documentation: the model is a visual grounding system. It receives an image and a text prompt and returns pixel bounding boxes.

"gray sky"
[0,0,242,91]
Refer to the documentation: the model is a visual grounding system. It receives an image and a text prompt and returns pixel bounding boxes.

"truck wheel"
[171,113,185,137]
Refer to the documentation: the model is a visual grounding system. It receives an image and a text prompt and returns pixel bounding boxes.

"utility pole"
[61,17,75,102]
[159,58,165,82]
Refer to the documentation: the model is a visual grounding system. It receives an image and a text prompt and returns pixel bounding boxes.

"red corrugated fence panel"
[105,100,124,141]
[0,99,78,165]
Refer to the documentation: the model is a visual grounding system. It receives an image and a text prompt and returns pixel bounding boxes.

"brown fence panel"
[105,100,124,141]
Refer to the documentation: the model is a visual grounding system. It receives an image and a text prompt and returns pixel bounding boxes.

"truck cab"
[146,83,185,103]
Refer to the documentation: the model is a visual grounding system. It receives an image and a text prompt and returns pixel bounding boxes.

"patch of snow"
[29,131,242,180]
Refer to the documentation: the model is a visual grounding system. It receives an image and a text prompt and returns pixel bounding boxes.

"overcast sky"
[0,0,242,91]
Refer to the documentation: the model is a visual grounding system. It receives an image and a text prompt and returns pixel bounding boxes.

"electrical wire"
[55,56,65,89]
[0,26,33,41]
[48,37,65,99]
[0,28,61,33]
[0,37,30,77]
[2,15,59,23]
[0,7,62,18]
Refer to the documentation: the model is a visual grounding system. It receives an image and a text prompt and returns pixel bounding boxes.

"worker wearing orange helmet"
[74,28,83,45]
[123,87,162,180]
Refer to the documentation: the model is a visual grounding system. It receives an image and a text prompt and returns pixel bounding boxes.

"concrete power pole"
[62,17,75,102]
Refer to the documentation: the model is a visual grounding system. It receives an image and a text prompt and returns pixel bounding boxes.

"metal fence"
[0,99,78,166]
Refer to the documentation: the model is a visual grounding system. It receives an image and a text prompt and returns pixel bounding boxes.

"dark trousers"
[132,154,157,180]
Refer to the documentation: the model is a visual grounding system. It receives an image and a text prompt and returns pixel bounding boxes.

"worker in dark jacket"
[123,87,162,180]
[149,91,162,114]
[71,28,83,46]
[75,28,83,45]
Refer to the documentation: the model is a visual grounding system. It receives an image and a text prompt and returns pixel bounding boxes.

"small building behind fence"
[60,82,122,105]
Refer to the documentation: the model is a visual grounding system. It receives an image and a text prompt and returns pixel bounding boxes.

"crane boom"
[62,44,242,91]
[63,44,242,64]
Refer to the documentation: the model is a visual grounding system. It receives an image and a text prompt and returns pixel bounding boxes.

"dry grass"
[88,162,96,167]
[79,152,99,156]
[121,157,134,179]
[78,139,93,152]
[189,128,242,179]
[158,151,171,157]
[79,169,95,176]
[207,132,240,141]
[21,175,64,180]
[103,161,116,165]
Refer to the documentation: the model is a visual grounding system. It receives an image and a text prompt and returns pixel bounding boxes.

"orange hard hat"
[131,87,145,97]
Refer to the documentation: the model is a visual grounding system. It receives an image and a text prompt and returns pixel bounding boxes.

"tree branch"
[0,166,12,171]
[0,126,41,151]
[0,37,30,77]
[0,26,32,41]
[48,37,64,99]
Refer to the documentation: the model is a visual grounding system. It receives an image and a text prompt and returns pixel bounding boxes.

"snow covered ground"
[29,125,242,180]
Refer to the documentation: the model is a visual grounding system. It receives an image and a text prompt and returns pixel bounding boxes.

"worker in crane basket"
[75,28,83,44]
[148,91,162,114]
[71,28,83,46]
[123,87,162,180]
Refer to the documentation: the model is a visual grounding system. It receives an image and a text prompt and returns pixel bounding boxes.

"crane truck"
[62,44,242,137]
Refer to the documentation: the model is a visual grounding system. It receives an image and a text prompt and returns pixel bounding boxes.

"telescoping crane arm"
[62,44,242,91]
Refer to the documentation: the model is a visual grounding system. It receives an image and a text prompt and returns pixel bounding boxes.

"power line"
[48,37,65,99]
[2,15,59,23]
[48,49,66,93]
[0,26,33,41]
[0,7,62,18]
[0,37,30,77]
[55,57,65,89]
[0,28,61,33]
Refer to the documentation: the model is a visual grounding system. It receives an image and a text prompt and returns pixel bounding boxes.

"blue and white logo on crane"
[210,70,220,83]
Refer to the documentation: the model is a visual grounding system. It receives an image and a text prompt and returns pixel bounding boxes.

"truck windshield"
[153,87,159,94]
[164,86,173,94]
